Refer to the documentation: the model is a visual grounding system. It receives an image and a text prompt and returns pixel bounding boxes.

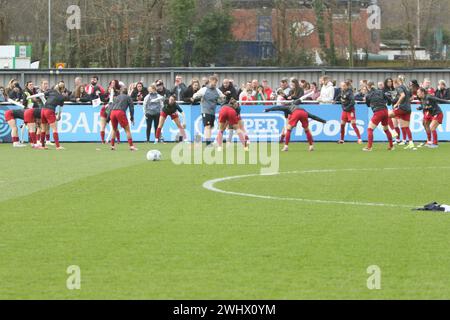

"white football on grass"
[147,150,162,161]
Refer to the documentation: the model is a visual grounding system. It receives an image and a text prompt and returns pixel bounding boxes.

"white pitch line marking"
[203,167,450,209]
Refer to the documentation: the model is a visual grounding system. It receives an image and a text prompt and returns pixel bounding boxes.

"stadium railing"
[0,100,425,106]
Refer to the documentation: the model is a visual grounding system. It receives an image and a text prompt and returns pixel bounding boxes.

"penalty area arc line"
[202,167,450,209]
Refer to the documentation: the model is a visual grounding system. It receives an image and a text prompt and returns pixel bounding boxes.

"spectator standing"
[422,78,436,95]
[220,78,238,104]
[355,86,368,102]
[8,81,23,102]
[317,76,335,104]
[57,80,71,99]
[241,89,256,105]
[86,76,105,96]
[435,80,450,100]
[201,76,209,88]
[183,79,201,104]
[38,80,49,94]
[359,79,368,90]
[5,79,19,97]
[23,81,39,109]
[300,79,308,90]
[262,79,273,99]
[74,77,83,90]
[131,82,149,102]
[239,82,253,101]
[383,78,396,101]
[172,75,187,101]
[333,80,342,101]
[143,84,164,143]
[70,85,92,103]
[301,82,320,101]
[255,85,268,103]
[251,79,259,95]
[127,83,137,96]
[288,78,304,101]
[278,78,291,98]
[37,80,50,108]
[155,80,171,98]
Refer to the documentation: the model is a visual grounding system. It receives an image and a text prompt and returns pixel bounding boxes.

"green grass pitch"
[0,142,449,300]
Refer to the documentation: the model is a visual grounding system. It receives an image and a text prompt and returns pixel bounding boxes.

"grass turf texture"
[0,142,449,300]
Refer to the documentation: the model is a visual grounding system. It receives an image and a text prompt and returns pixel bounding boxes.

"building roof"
[228,0,376,9]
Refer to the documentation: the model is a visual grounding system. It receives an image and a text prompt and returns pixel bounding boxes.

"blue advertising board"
[1,104,449,143]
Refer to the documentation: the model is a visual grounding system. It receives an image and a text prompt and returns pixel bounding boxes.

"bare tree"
[400,0,417,66]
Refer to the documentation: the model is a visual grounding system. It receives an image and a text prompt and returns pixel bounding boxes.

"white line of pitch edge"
[202,167,450,209]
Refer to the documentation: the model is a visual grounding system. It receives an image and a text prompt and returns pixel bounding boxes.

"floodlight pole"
[48,0,52,69]
[417,0,421,47]
[348,0,354,68]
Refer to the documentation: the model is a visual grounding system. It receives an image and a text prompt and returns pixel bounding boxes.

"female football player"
[338,80,362,144]
[416,88,447,148]
[264,104,327,152]
[389,77,414,149]
[226,103,249,145]
[216,98,248,151]
[383,78,401,143]
[5,108,26,148]
[363,82,394,152]
[23,107,42,148]
[39,85,66,150]
[109,88,138,151]
[100,80,120,144]
[155,95,188,143]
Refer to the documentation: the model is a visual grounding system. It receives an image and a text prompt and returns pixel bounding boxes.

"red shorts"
[341,109,356,123]
[100,106,108,119]
[393,109,411,122]
[160,111,178,120]
[110,110,129,130]
[288,109,309,129]
[41,108,56,124]
[432,113,444,124]
[371,109,389,127]
[219,107,239,126]
[4,110,14,122]
[423,111,433,122]
[24,109,35,124]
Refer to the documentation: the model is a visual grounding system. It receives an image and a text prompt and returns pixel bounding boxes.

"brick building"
[227,0,380,63]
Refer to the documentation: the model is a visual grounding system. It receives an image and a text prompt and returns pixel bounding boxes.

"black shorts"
[202,114,216,127]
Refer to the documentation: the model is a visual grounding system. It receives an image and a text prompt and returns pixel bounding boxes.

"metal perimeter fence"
[1,67,450,91]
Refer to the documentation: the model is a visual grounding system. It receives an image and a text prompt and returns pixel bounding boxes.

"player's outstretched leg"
[155,114,167,144]
[384,127,394,151]
[427,118,442,149]
[363,128,374,152]
[282,128,292,152]
[216,130,224,151]
[351,121,362,144]
[305,128,314,152]
[124,126,137,152]
[339,121,346,144]
[110,129,116,150]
